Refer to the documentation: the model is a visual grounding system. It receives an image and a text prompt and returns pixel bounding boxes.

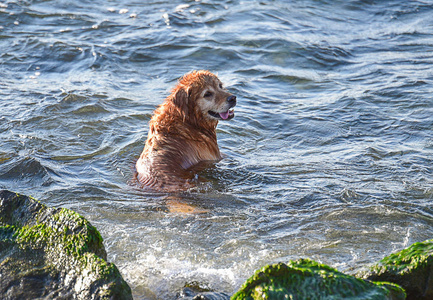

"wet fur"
[135,70,236,192]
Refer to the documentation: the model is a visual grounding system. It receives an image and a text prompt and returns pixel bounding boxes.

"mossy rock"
[360,239,433,300]
[231,259,405,300]
[0,190,132,300]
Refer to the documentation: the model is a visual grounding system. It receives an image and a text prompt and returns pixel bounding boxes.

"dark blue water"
[1,0,433,298]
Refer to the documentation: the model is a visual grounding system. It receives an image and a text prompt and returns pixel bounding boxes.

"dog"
[135,70,237,192]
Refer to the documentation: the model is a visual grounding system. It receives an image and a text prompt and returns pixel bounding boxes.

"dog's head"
[170,70,236,126]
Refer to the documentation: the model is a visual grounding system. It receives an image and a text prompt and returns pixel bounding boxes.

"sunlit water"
[1,0,433,299]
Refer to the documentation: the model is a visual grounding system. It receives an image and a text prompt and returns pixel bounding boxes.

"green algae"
[0,190,132,299]
[231,259,405,300]
[0,224,15,240]
[9,206,105,259]
[377,239,433,274]
[361,239,433,300]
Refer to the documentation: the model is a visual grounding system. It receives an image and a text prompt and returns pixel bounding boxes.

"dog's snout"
[227,95,237,105]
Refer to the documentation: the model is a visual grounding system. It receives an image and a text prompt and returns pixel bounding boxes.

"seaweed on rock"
[360,239,433,300]
[231,259,405,300]
[0,190,132,300]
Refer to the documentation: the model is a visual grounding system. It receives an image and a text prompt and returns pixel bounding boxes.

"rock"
[176,283,230,300]
[360,239,433,300]
[177,287,230,300]
[0,190,132,300]
[231,259,405,300]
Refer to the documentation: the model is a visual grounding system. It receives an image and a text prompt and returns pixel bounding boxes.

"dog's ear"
[172,87,191,116]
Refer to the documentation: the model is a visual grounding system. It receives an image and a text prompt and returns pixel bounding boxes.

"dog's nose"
[227,95,237,105]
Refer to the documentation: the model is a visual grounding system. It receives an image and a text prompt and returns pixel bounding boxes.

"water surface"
[1,0,433,299]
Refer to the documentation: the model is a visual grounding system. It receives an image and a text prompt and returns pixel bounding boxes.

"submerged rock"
[231,259,405,300]
[177,286,230,300]
[360,239,433,300]
[176,281,230,300]
[0,190,132,300]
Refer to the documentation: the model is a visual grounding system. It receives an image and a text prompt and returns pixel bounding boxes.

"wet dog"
[135,70,236,191]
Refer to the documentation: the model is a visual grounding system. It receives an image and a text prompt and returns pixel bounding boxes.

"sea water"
[1,1,433,299]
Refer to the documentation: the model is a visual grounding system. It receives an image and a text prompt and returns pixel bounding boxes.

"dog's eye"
[204,91,213,98]
[219,83,223,89]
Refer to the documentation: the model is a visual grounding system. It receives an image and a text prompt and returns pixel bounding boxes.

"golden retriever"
[135,70,236,192]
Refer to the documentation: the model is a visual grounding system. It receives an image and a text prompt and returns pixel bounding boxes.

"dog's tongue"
[219,111,229,120]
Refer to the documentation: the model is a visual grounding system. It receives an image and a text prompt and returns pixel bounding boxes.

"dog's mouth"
[208,109,235,120]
